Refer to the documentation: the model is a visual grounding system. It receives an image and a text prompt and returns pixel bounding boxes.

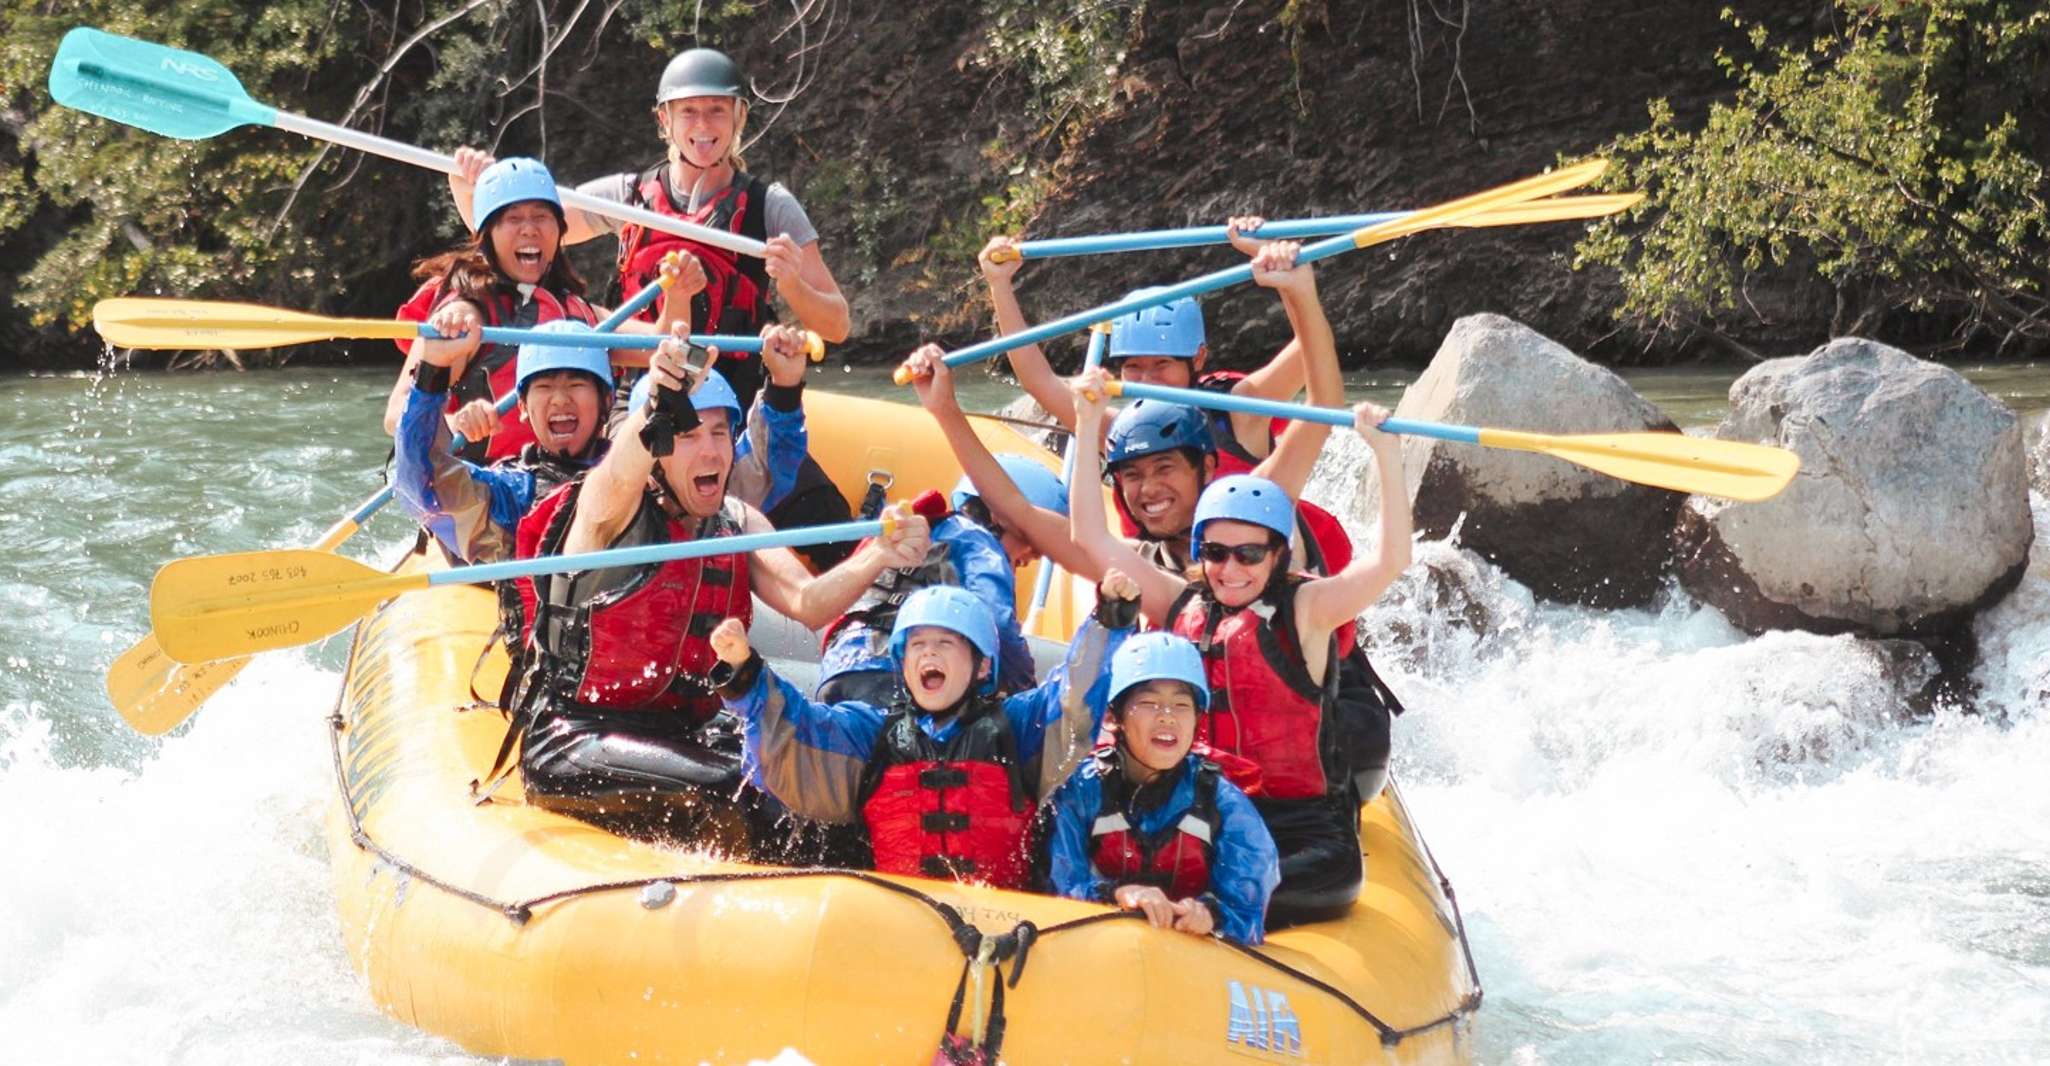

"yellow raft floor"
[324,391,1482,1064]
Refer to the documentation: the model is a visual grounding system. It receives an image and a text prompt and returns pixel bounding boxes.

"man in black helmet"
[451,46,859,567]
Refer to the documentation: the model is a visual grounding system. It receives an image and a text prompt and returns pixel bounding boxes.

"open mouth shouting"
[537,411,583,449]
[687,470,724,505]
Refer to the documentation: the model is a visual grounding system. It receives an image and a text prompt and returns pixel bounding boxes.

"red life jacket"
[1088,754,1220,902]
[616,165,772,333]
[1168,576,1355,800]
[514,479,752,721]
[858,703,1034,888]
[394,279,598,461]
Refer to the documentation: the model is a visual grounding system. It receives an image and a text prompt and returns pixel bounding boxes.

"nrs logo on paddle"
[160,57,219,81]
[1226,980,1303,1059]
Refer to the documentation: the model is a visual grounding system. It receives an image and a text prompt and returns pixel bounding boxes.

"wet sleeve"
[730,390,807,511]
[1008,618,1130,792]
[762,183,820,246]
[722,661,884,824]
[393,384,523,563]
[952,533,1035,692]
[1207,780,1282,946]
[572,173,637,236]
[1046,770,1115,904]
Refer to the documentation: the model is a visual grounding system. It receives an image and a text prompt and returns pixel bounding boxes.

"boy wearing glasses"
[1068,370,1413,928]
[1046,632,1280,945]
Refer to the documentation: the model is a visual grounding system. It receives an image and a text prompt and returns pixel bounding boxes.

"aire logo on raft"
[1225,980,1304,1059]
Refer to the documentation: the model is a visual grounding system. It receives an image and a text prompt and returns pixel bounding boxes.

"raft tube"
[325,391,1482,1063]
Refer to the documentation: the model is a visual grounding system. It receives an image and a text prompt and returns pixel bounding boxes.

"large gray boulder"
[1674,338,2033,636]
[1365,313,1683,608]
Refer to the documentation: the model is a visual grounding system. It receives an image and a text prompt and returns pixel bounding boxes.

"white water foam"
[1308,431,2050,1064]
[1,437,2042,1064]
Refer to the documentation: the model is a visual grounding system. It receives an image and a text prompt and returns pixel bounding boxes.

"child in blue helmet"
[384,156,685,461]
[708,575,1142,887]
[976,221,1344,469]
[1046,632,1279,945]
[814,451,1071,706]
[394,319,614,565]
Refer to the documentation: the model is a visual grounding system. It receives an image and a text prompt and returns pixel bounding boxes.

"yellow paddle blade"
[1350,159,1609,250]
[1479,429,1801,502]
[151,549,427,664]
[1466,192,1643,227]
[105,636,250,735]
[94,297,414,351]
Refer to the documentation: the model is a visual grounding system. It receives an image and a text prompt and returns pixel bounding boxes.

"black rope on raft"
[326,627,1482,1050]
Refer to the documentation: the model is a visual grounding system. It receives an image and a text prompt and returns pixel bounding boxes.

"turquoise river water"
[1,362,2046,1064]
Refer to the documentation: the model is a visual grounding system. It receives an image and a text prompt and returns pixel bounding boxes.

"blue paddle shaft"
[430,519,887,587]
[420,326,766,352]
[1110,381,1483,444]
[942,229,1363,371]
[345,272,672,537]
[596,274,671,332]
[1018,212,1408,259]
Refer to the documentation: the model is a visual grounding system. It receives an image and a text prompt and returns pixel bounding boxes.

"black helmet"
[657,48,744,105]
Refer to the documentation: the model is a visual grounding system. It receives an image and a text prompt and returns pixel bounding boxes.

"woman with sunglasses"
[1067,368,1413,926]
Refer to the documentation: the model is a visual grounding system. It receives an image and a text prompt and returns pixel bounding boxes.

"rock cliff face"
[1,1,1833,367]
[565,0,1834,368]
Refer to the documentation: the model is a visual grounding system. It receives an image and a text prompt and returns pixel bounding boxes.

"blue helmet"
[628,366,744,434]
[1108,288,1204,359]
[889,586,1001,694]
[515,321,614,396]
[472,157,563,234]
[953,454,1069,517]
[1191,474,1295,549]
[1104,400,1215,473]
[1107,632,1211,714]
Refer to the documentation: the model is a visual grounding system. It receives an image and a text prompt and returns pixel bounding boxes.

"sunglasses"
[1197,541,1279,566]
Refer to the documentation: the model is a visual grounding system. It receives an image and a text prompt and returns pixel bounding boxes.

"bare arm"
[563,332,703,554]
[1245,242,1342,500]
[744,502,931,629]
[1294,403,1412,655]
[764,236,850,343]
[901,345,1099,577]
[1067,370,1188,626]
[979,237,1079,432]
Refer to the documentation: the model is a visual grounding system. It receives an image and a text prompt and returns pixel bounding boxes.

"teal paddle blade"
[48,27,276,140]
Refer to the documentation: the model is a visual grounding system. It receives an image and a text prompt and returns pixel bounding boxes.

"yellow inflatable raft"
[325,391,1482,1064]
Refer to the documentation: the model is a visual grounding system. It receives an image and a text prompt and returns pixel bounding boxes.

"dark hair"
[410,224,586,308]
[1108,446,1210,486]
[1181,532,1288,584]
[956,496,1005,538]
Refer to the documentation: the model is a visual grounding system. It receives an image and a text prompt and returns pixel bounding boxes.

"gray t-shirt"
[575,169,819,246]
